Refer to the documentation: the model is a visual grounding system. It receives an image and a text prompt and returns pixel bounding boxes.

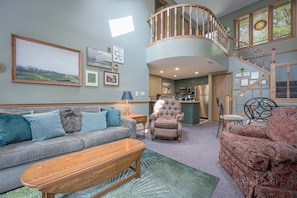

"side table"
[122,113,147,138]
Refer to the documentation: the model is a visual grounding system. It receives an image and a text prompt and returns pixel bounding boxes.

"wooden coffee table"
[21,139,145,198]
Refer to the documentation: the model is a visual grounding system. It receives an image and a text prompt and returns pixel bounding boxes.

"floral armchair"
[150,99,184,143]
[219,106,297,197]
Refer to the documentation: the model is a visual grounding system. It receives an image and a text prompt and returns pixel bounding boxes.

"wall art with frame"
[112,46,124,64]
[86,47,112,70]
[104,71,119,86]
[11,34,82,86]
[85,70,98,87]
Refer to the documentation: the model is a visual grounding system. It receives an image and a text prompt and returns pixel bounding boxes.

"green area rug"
[0,149,219,198]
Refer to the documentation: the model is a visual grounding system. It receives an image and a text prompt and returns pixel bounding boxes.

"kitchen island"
[149,100,200,125]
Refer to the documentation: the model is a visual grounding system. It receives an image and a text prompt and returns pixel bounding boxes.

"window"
[273,1,292,39]
[234,0,295,47]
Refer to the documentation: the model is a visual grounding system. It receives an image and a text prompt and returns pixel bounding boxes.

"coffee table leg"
[42,192,55,198]
[136,157,141,178]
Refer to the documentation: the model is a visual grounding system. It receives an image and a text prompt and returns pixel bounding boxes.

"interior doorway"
[212,73,233,121]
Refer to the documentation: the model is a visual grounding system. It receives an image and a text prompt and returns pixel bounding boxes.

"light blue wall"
[146,38,228,69]
[0,0,154,114]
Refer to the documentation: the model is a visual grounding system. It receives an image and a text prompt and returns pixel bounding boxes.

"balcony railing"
[147,4,230,53]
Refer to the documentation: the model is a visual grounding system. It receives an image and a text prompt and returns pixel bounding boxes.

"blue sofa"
[0,105,136,193]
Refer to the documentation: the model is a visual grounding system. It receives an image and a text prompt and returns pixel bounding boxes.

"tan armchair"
[150,99,184,143]
[219,106,297,197]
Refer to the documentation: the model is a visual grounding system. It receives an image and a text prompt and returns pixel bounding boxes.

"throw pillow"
[80,111,107,133]
[0,113,32,146]
[59,107,82,133]
[100,107,121,127]
[23,110,66,142]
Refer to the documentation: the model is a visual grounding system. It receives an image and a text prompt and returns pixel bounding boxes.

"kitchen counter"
[149,100,200,125]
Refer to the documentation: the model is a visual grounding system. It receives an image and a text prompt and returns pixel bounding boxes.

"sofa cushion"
[0,114,32,146]
[23,110,67,142]
[100,107,121,127]
[265,106,297,144]
[80,111,107,133]
[74,127,130,149]
[0,135,83,169]
[219,132,270,171]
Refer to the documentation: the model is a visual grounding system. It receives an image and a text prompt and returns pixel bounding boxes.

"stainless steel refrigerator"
[195,84,209,118]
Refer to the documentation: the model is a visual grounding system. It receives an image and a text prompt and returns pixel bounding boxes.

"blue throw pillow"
[100,107,121,127]
[23,110,66,142]
[81,111,107,133]
[0,113,32,146]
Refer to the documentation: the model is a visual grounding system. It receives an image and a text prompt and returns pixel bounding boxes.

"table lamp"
[121,91,133,115]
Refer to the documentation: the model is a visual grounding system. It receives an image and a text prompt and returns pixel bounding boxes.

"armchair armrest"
[176,113,184,121]
[149,112,158,120]
[265,142,297,163]
[229,124,267,138]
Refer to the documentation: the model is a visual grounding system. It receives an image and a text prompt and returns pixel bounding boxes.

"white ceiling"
[149,0,259,80]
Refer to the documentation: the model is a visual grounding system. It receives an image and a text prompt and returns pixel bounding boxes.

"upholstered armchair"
[150,99,184,143]
[219,106,297,197]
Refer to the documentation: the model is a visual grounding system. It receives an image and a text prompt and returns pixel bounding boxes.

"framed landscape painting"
[86,47,112,70]
[11,34,82,86]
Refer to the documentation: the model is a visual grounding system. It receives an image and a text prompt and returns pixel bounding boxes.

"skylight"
[109,16,134,37]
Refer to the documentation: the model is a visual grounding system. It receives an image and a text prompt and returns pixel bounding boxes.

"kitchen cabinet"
[181,101,200,125]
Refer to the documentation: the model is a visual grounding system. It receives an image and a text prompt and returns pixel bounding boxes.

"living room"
[0,0,296,197]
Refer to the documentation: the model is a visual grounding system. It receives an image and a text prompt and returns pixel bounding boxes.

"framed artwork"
[86,47,112,70]
[240,78,249,87]
[235,73,242,78]
[251,71,259,79]
[85,70,98,87]
[104,71,119,86]
[11,34,82,86]
[243,71,250,77]
[112,46,124,64]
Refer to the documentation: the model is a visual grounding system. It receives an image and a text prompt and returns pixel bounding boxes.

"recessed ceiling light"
[173,75,177,77]
[160,70,164,73]
[195,72,199,74]
[175,67,179,71]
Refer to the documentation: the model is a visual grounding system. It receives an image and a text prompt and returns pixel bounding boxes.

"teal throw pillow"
[81,111,107,133]
[100,107,121,127]
[23,110,66,142]
[0,114,32,146]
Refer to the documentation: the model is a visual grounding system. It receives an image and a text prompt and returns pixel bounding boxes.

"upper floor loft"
[146,2,297,105]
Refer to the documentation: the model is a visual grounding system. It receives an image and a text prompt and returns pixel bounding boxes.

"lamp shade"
[121,91,133,100]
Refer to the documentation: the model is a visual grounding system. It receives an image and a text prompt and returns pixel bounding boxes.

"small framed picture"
[251,71,259,80]
[235,73,242,78]
[250,79,257,85]
[240,78,249,87]
[85,70,98,87]
[104,71,119,86]
[243,72,250,77]
[112,46,124,64]
[234,78,240,84]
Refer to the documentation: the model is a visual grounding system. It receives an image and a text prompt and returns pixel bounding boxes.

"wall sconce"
[121,91,133,115]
